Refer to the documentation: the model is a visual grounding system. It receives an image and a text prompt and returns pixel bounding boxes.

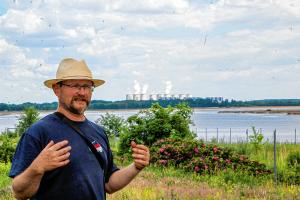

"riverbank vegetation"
[2,98,300,111]
[0,104,299,199]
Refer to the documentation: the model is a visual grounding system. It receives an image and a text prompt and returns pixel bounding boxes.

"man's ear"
[52,84,60,97]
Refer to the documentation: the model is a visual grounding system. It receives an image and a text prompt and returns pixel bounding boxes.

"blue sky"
[0,0,299,103]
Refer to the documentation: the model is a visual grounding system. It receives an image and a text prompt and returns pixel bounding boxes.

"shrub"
[249,126,264,153]
[0,135,17,164]
[16,107,40,136]
[118,103,195,155]
[150,138,272,176]
[96,113,126,138]
[287,151,300,167]
[277,151,300,185]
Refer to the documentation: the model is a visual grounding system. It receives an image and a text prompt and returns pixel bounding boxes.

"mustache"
[71,95,90,106]
[72,96,88,102]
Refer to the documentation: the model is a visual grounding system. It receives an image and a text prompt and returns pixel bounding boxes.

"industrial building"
[126,93,192,101]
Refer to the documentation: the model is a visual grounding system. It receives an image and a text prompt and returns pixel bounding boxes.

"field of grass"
[219,143,299,170]
[0,143,299,200]
[108,165,299,200]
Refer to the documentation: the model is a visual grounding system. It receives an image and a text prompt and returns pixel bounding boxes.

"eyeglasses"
[60,83,95,92]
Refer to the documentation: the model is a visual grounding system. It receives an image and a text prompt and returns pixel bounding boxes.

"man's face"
[54,79,94,115]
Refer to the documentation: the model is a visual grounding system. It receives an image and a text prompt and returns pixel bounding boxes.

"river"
[1,109,299,143]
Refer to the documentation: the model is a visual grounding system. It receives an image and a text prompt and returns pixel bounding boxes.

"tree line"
[1,98,300,111]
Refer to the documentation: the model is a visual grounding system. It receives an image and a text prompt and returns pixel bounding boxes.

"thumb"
[131,141,137,148]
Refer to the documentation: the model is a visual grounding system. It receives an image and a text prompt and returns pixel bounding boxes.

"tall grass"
[0,163,14,200]
[1,143,299,200]
[107,165,300,200]
[218,143,299,170]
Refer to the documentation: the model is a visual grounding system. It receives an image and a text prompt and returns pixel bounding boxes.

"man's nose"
[77,86,87,94]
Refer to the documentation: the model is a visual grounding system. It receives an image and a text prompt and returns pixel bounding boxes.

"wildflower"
[212,156,219,161]
[194,147,199,154]
[194,166,200,172]
[213,147,218,153]
[164,151,171,156]
[239,155,245,161]
[159,148,165,153]
[159,160,168,166]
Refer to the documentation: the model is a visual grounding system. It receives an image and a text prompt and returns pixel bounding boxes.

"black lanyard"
[54,112,108,179]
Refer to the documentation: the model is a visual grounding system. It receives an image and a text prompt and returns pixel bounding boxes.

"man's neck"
[57,107,86,122]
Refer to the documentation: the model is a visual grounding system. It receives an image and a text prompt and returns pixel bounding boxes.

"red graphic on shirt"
[93,143,103,153]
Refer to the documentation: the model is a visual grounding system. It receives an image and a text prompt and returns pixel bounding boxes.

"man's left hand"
[130,141,150,171]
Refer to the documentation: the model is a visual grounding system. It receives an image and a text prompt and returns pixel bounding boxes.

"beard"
[61,95,90,115]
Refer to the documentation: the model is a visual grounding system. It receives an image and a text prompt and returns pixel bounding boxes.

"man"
[9,58,150,200]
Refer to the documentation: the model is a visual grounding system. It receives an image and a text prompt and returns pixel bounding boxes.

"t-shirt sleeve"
[9,133,42,178]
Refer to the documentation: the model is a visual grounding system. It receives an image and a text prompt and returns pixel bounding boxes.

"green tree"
[118,103,195,155]
[96,113,126,138]
[16,107,40,136]
[249,126,264,153]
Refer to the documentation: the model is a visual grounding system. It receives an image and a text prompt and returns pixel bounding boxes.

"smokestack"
[165,81,172,94]
[134,80,141,94]
[142,84,148,94]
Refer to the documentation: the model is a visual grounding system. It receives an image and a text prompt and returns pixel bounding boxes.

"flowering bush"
[150,138,272,176]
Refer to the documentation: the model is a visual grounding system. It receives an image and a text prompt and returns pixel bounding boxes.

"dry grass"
[107,168,300,200]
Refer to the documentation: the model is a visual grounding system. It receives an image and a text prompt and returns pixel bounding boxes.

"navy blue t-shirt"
[9,113,119,200]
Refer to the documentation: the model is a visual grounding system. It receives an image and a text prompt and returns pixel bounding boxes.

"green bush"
[16,107,40,136]
[287,151,300,167]
[249,126,264,153]
[96,113,126,138]
[277,151,300,185]
[0,135,17,164]
[0,107,39,164]
[118,103,195,155]
[150,138,272,176]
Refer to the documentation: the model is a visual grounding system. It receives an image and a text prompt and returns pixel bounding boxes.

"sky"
[0,0,299,104]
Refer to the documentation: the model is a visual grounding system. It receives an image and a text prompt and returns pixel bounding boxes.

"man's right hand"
[31,140,71,174]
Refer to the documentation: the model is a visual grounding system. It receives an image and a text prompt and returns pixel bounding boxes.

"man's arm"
[12,140,71,200]
[105,141,150,194]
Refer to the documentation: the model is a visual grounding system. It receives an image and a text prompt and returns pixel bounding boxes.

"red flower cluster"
[213,147,218,153]
[150,138,272,176]
[194,147,199,154]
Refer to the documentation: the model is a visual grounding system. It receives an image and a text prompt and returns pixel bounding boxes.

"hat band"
[58,75,93,79]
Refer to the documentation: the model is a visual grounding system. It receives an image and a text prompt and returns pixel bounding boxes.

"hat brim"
[44,78,105,88]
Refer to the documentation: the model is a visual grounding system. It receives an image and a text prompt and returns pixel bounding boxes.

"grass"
[219,143,299,171]
[1,143,299,200]
[0,163,13,200]
[107,165,300,200]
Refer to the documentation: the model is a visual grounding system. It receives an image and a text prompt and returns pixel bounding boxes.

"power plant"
[126,93,191,101]
[126,80,192,101]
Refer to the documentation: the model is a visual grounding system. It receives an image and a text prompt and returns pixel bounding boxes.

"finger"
[134,145,149,152]
[49,140,69,151]
[56,152,71,162]
[44,140,54,149]
[132,148,148,155]
[131,141,137,148]
[57,159,70,167]
[132,153,146,160]
[56,146,72,156]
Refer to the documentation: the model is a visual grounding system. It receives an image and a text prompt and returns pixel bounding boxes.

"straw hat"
[44,58,105,88]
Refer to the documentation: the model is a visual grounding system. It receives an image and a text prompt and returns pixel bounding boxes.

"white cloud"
[0,9,43,34]
[0,0,299,102]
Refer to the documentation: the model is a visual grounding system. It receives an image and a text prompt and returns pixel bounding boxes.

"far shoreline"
[214,106,300,115]
[2,106,300,115]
